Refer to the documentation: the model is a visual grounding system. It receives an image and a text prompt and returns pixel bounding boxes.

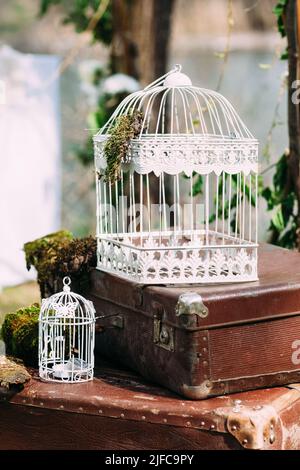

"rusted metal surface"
[1,362,300,449]
[226,402,277,449]
[89,244,300,399]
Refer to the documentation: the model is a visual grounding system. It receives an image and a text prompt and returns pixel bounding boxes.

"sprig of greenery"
[77,84,133,166]
[261,152,297,248]
[39,0,113,45]
[39,1,116,167]
[273,0,288,59]
[273,0,288,38]
[104,111,144,182]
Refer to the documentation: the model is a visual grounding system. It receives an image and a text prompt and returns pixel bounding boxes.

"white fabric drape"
[0,46,61,288]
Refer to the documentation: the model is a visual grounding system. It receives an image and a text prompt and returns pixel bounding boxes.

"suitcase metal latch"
[175,293,209,319]
[153,317,174,352]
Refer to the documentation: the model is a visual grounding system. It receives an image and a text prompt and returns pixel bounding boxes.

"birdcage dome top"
[39,277,95,323]
[94,65,258,176]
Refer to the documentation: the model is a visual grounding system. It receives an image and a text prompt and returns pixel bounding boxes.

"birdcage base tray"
[96,265,258,285]
[39,361,93,383]
[97,230,258,284]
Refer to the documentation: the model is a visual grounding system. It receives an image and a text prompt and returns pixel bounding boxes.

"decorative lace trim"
[94,136,258,176]
[97,238,258,284]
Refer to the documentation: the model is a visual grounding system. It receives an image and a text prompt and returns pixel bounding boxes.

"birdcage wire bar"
[94,65,258,284]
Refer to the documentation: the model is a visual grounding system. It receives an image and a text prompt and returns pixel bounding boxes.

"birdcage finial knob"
[63,276,71,292]
[164,64,192,87]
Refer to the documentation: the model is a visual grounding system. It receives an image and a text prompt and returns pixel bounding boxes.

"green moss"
[1,304,40,366]
[23,231,97,297]
[12,317,39,366]
[24,230,73,283]
[104,110,144,182]
[1,312,19,351]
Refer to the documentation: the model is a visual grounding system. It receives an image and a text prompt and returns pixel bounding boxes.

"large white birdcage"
[39,277,95,383]
[93,65,259,284]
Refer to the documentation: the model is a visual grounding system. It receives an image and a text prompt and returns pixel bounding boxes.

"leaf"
[40,0,113,45]
[273,0,288,37]
[87,112,99,132]
[192,176,203,196]
[282,192,296,223]
[259,63,271,70]
[261,187,275,210]
[214,52,225,59]
[280,49,288,61]
[39,0,60,16]
[271,207,285,232]
[278,223,297,249]
[209,213,216,224]
[274,153,288,192]
[273,5,284,16]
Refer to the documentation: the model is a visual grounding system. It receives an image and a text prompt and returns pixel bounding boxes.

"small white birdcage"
[93,65,259,284]
[39,277,95,383]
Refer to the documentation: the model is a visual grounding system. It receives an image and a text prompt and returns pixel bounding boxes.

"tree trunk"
[110,0,139,78]
[111,0,175,85]
[285,0,300,247]
[111,0,175,208]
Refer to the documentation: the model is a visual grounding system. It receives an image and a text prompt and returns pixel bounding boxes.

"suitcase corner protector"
[181,380,213,399]
[175,293,209,321]
[226,403,278,450]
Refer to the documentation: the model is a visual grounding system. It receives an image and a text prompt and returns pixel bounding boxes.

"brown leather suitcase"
[1,360,300,450]
[88,244,300,399]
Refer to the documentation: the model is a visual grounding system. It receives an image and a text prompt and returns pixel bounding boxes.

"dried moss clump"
[1,304,40,367]
[56,235,97,294]
[104,110,144,182]
[0,356,31,389]
[24,231,97,297]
